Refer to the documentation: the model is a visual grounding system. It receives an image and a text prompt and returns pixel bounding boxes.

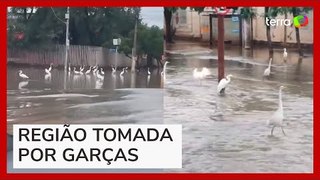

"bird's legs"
[271,125,276,136]
[281,127,286,136]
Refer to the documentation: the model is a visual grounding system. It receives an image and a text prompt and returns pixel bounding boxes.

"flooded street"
[7,45,313,173]
[164,44,313,172]
[7,66,163,134]
[7,66,164,173]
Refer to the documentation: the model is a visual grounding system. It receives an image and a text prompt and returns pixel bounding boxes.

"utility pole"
[64,7,70,90]
[113,38,121,69]
[217,14,225,82]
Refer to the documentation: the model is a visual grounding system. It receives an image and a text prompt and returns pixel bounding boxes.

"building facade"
[171,7,313,45]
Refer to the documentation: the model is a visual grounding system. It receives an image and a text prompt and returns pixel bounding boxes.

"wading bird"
[96,70,104,80]
[267,86,286,136]
[45,63,53,74]
[120,68,125,76]
[112,66,116,73]
[93,66,98,73]
[18,70,29,79]
[161,61,170,76]
[85,66,92,74]
[283,48,288,62]
[73,67,81,75]
[193,68,203,79]
[264,58,273,76]
[147,68,151,75]
[201,67,211,77]
[217,74,233,94]
[18,81,28,89]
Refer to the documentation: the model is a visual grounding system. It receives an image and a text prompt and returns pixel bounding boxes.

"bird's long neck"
[164,62,168,69]
[268,59,272,68]
[279,89,283,110]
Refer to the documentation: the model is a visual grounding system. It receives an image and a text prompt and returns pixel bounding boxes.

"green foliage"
[8,7,162,59]
[119,24,163,60]
[240,7,256,19]
[268,7,312,18]
[8,7,140,48]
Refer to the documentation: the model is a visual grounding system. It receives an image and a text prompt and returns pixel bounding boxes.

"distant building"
[171,7,313,46]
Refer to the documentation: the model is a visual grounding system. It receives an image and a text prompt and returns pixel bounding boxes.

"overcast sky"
[140,7,163,29]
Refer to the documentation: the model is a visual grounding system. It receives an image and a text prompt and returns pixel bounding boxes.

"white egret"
[18,70,29,79]
[80,65,85,72]
[161,61,169,76]
[18,81,28,89]
[147,68,151,75]
[267,86,286,136]
[73,67,80,74]
[93,66,98,73]
[217,74,233,94]
[147,74,150,87]
[201,67,211,77]
[193,68,204,79]
[68,63,71,73]
[101,68,105,75]
[120,74,124,86]
[85,66,92,74]
[120,68,125,76]
[283,48,288,62]
[45,73,51,83]
[96,70,104,80]
[264,58,273,76]
[112,66,116,73]
[45,63,53,74]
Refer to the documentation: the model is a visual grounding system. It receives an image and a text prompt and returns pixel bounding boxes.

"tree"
[265,7,273,57]
[8,7,141,48]
[269,7,312,56]
[240,8,256,48]
[164,7,178,43]
[120,24,163,67]
[290,7,311,57]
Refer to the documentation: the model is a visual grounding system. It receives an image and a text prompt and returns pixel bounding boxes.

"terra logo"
[293,15,309,28]
[265,15,309,28]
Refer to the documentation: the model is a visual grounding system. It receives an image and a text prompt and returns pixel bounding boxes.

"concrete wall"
[173,8,241,44]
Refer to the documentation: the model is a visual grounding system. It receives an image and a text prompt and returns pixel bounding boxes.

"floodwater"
[7,66,163,133]
[7,44,313,173]
[7,66,164,172]
[164,45,313,172]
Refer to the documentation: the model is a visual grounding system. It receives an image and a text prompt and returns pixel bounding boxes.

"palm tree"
[265,7,273,57]
[240,7,256,48]
[164,7,178,43]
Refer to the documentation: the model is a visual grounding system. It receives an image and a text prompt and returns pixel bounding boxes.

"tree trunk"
[284,12,287,46]
[131,20,137,72]
[164,8,173,43]
[292,8,303,57]
[265,7,273,58]
[243,18,250,49]
[147,55,152,67]
[250,16,254,48]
